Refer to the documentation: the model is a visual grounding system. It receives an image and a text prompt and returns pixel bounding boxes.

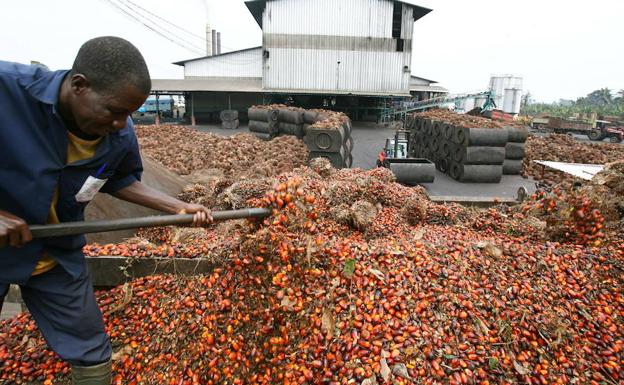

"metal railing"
[380,91,493,122]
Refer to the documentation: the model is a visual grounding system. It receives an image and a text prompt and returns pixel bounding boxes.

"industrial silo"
[489,75,522,111]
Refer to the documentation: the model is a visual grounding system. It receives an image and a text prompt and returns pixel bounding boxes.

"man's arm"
[111,181,212,226]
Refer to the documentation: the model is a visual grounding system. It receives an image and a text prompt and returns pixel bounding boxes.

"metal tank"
[503,89,515,113]
[511,89,522,114]
[489,75,522,110]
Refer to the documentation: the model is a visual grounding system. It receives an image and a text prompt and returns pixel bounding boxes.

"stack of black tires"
[220,110,240,129]
[248,108,280,138]
[406,114,528,183]
[503,127,529,175]
[248,106,353,169]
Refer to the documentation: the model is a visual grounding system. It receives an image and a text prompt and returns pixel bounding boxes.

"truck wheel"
[587,130,602,141]
[609,136,623,143]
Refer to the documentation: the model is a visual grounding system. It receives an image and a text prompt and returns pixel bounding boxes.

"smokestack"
[211,30,217,56]
[205,24,213,56]
[217,32,221,54]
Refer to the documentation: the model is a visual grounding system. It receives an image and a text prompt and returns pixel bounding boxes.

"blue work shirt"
[0,61,143,284]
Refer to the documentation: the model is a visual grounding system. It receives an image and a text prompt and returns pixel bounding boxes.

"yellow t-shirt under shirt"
[31,131,102,276]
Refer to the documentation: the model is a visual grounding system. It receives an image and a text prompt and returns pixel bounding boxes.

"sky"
[1,0,622,103]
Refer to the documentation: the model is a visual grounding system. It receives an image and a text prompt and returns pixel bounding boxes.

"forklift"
[377,130,435,184]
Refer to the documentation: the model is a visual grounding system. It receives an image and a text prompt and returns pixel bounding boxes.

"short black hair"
[71,36,151,95]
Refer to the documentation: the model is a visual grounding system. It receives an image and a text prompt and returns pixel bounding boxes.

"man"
[0,36,211,384]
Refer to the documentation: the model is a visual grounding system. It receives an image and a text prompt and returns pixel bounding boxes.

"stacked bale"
[219,110,240,129]
[248,105,354,169]
[407,114,509,183]
[305,114,353,169]
[503,126,529,175]
[248,106,280,139]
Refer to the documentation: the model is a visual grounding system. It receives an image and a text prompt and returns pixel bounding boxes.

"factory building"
[151,0,447,123]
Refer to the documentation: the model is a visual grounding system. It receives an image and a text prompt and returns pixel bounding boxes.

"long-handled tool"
[0,208,272,247]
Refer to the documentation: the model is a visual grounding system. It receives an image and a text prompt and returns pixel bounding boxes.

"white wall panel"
[184,48,262,79]
[264,48,410,93]
[264,0,393,38]
[262,0,416,93]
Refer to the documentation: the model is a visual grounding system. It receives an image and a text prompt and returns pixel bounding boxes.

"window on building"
[392,3,402,39]
[396,39,404,52]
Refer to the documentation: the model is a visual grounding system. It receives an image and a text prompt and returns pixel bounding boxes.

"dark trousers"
[0,264,111,366]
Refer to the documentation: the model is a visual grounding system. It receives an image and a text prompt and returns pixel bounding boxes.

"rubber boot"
[71,360,112,385]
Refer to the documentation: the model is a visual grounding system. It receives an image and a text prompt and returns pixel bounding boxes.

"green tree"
[520,88,624,117]
[584,88,613,106]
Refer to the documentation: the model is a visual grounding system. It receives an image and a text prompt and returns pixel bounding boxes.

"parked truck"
[137,97,175,118]
[531,116,623,143]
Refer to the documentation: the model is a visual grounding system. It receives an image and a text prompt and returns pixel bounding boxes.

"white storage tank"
[503,89,516,113]
[511,89,523,114]
[489,75,522,110]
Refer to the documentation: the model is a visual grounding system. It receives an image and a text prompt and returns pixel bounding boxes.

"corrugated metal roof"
[410,75,437,84]
[263,88,412,97]
[151,78,411,96]
[173,46,262,66]
[151,78,263,92]
[245,0,431,28]
[409,85,448,93]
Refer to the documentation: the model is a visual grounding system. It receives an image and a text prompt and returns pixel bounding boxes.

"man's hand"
[0,210,32,248]
[178,204,213,226]
[113,182,213,226]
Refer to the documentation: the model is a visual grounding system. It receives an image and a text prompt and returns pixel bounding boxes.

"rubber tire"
[454,146,506,165]
[344,153,353,168]
[221,119,240,129]
[309,151,345,169]
[303,111,319,125]
[587,130,603,141]
[455,127,509,146]
[437,158,449,173]
[432,121,445,138]
[220,110,239,122]
[506,126,529,143]
[503,159,523,175]
[248,108,279,122]
[278,109,304,124]
[405,114,415,131]
[280,123,304,138]
[505,143,526,160]
[450,162,503,183]
[304,126,346,152]
[248,120,270,133]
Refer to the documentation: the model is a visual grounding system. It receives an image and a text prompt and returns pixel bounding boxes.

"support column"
[190,93,196,127]
[155,94,160,126]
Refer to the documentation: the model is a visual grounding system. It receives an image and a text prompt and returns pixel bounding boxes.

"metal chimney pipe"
[211,29,217,56]
[205,24,213,56]
[217,32,221,54]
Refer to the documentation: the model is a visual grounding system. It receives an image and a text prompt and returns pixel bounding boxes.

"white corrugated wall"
[184,48,263,79]
[262,0,415,94]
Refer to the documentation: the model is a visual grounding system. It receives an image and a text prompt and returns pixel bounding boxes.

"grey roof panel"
[173,46,262,66]
[151,78,412,96]
[245,0,431,28]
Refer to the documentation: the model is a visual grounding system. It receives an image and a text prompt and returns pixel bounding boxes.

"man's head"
[61,36,151,137]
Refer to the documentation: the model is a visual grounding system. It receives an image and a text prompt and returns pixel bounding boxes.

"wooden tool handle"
[24,208,272,239]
